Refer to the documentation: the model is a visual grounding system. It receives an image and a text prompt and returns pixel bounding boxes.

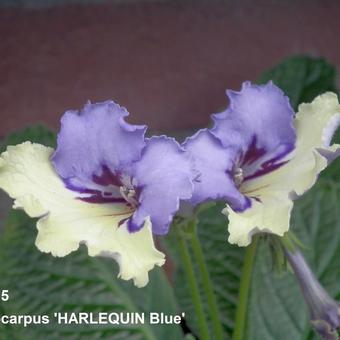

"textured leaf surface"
[258,55,337,110]
[164,205,244,339]
[0,125,56,152]
[247,180,340,340]
[166,180,340,340]
[0,211,184,340]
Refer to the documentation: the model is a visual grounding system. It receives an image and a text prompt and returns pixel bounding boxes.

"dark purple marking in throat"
[244,142,294,181]
[80,195,126,204]
[241,136,266,166]
[63,165,133,205]
[238,135,295,182]
[92,165,123,187]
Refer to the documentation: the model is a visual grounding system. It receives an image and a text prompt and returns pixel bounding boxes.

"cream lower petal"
[0,142,165,287]
[227,93,340,246]
[225,191,293,246]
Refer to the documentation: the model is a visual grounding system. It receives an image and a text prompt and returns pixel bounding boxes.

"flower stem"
[177,230,210,340]
[232,236,259,340]
[190,223,224,340]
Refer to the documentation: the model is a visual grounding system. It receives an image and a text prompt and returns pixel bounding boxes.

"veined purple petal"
[52,101,146,191]
[128,136,195,235]
[211,81,296,180]
[183,129,250,211]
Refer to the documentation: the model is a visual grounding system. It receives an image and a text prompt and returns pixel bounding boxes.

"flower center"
[119,186,139,208]
[233,167,244,187]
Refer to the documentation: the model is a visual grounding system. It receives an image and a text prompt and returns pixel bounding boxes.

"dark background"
[1,0,339,136]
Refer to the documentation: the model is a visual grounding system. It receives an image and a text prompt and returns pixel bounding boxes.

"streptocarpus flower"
[184,81,340,246]
[0,101,195,287]
[285,249,340,340]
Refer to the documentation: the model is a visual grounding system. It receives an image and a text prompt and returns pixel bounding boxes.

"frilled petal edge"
[211,81,295,157]
[224,191,293,246]
[227,92,340,246]
[183,129,250,210]
[0,142,165,287]
[52,101,147,190]
[128,136,195,235]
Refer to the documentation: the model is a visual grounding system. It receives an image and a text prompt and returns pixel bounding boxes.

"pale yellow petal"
[225,191,293,246]
[0,142,165,287]
[227,92,340,246]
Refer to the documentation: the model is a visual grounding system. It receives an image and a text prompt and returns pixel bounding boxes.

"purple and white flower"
[184,81,340,246]
[0,101,195,286]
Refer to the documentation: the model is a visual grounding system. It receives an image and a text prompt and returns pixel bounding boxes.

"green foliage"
[0,210,184,340]
[247,180,340,340]
[166,181,340,340]
[0,125,56,153]
[164,206,244,338]
[258,55,337,110]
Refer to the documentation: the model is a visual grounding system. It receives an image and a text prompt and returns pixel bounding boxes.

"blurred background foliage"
[0,55,339,339]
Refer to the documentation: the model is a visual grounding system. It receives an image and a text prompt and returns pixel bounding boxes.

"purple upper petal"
[183,129,250,211]
[128,136,195,235]
[52,101,195,235]
[52,101,146,190]
[211,81,296,179]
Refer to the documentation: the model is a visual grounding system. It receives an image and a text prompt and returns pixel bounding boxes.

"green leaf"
[258,55,337,110]
[0,211,184,340]
[0,125,56,153]
[246,180,340,340]
[167,180,340,340]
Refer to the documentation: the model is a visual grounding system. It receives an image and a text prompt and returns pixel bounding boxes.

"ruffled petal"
[183,129,250,210]
[128,136,195,235]
[52,101,146,190]
[212,82,296,180]
[228,92,340,246]
[225,191,293,246]
[0,142,165,287]
[212,81,295,152]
